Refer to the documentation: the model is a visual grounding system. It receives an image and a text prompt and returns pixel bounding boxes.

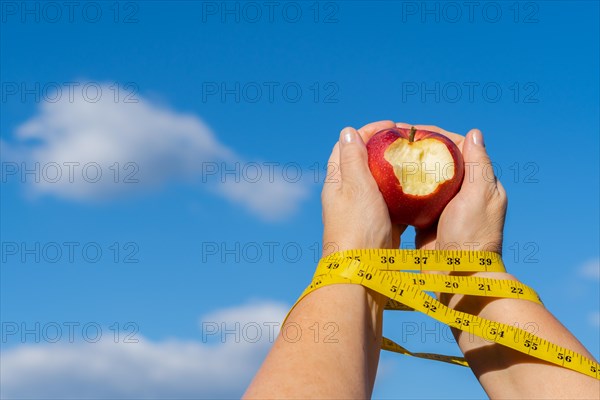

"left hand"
[321,121,407,257]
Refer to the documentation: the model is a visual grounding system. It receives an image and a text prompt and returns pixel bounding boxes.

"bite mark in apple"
[383,138,455,196]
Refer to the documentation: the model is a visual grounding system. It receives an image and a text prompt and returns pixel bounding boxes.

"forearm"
[442,272,600,399]
[243,284,385,399]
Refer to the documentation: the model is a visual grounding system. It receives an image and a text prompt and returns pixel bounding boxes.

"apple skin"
[366,127,464,228]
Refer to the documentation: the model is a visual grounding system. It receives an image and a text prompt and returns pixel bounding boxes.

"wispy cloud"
[588,311,600,328]
[0,301,289,399]
[3,83,309,221]
[200,299,288,329]
[577,259,600,328]
[579,258,600,281]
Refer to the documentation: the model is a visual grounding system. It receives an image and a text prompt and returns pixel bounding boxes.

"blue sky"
[1,1,599,398]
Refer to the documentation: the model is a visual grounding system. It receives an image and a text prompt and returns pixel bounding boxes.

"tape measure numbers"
[317,249,507,273]
[288,250,600,380]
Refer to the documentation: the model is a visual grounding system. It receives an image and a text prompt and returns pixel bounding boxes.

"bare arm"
[410,123,599,399]
[244,285,384,399]
[442,271,599,399]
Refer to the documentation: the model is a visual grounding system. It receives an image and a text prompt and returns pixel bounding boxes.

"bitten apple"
[366,127,464,228]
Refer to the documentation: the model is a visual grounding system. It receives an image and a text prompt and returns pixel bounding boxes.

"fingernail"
[341,127,357,144]
[472,130,485,147]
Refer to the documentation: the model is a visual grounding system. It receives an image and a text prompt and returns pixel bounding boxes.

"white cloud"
[201,299,288,329]
[0,300,289,399]
[579,258,600,280]
[577,259,600,329]
[588,311,600,328]
[3,83,309,221]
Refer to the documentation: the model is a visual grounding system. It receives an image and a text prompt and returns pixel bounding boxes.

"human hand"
[394,123,508,256]
[321,120,407,257]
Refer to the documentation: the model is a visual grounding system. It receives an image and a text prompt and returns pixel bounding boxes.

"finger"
[338,127,374,187]
[461,129,498,196]
[357,120,396,143]
[395,122,465,149]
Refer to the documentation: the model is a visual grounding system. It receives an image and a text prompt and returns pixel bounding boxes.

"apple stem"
[409,126,416,142]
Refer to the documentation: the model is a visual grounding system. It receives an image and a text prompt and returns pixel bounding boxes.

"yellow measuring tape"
[288,249,600,380]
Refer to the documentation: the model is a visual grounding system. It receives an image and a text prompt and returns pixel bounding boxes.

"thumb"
[461,129,498,194]
[338,127,372,187]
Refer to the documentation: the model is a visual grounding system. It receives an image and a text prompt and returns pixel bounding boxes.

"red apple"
[366,127,464,228]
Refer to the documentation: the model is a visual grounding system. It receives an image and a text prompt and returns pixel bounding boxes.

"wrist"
[434,238,504,256]
[296,284,385,336]
[321,236,393,258]
[317,238,389,320]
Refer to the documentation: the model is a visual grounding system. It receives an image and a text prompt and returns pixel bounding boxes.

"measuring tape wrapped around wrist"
[286,249,600,380]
